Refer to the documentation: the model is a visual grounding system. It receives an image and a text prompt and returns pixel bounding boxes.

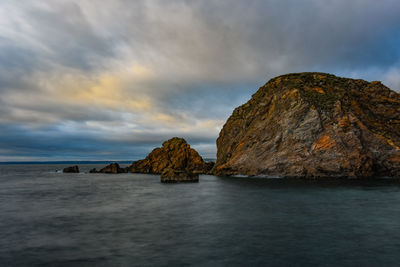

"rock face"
[91,163,127,174]
[63,165,79,173]
[130,137,212,179]
[214,72,400,178]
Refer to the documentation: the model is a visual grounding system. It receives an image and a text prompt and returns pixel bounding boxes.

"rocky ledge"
[213,72,400,178]
[130,137,213,182]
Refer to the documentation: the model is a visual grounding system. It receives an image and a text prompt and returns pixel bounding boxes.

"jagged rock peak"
[162,137,188,149]
[213,72,400,178]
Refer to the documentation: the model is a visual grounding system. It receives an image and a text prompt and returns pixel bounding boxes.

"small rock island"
[213,72,400,178]
[63,165,79,173]
[90,163,128,174]
[130,137,213,182]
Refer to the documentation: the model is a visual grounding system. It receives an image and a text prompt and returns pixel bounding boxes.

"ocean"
[1,164,400,266]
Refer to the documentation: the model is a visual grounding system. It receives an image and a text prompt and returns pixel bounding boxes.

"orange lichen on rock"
[235,141,246,152]
[281,89,299,100]
[389,155,400,163]
[312,134,336,151]
[314,74,326,79]
[312,87,325,94]
[387,139,400,151]
[337,115,350,129]
[290,89,299,97]
[375,134,400,151]
[371,81,382,85]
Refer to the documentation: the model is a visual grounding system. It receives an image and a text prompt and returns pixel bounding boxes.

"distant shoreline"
[0,161,133,165]
[0,158,217,165]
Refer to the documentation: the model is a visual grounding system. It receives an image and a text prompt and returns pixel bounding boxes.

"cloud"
[383,68,400,92]
[0,0,400,160]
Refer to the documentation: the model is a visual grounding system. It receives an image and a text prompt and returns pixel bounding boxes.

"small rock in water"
[98,163,128,174]
[63,165,79,173]
[160,168,199,183]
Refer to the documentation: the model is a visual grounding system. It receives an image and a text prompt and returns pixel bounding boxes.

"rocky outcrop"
[63,165,79,173]
[130,137,212,181]
[90,163,128,174]
[213,72,400,178]
[161,168,199,182]
[203,161,215,173]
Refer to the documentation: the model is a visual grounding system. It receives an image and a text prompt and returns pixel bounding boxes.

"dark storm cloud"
[1,0,400,160]
[114,0,400,81]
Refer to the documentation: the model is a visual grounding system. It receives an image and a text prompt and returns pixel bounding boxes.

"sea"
[1,163,400,267]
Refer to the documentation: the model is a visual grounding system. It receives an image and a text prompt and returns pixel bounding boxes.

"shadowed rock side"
[90,163,128,174]
[213,72,400,178]
[63,165,79,173]
[130,137,213,181]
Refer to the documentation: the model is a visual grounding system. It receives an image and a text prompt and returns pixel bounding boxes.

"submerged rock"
[130,137,212,175]
[160,168,199,183]
[63,165,79,173]
[213,72,400,178]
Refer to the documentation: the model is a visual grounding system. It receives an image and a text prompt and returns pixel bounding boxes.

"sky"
[1,0,400,161]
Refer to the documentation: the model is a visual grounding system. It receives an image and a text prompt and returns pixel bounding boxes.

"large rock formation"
[130,137,213,177]
[213,72,400,178]
[63,165,79,173]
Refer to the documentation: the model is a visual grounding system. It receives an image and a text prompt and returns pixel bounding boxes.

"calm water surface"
[0,164,400,266]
